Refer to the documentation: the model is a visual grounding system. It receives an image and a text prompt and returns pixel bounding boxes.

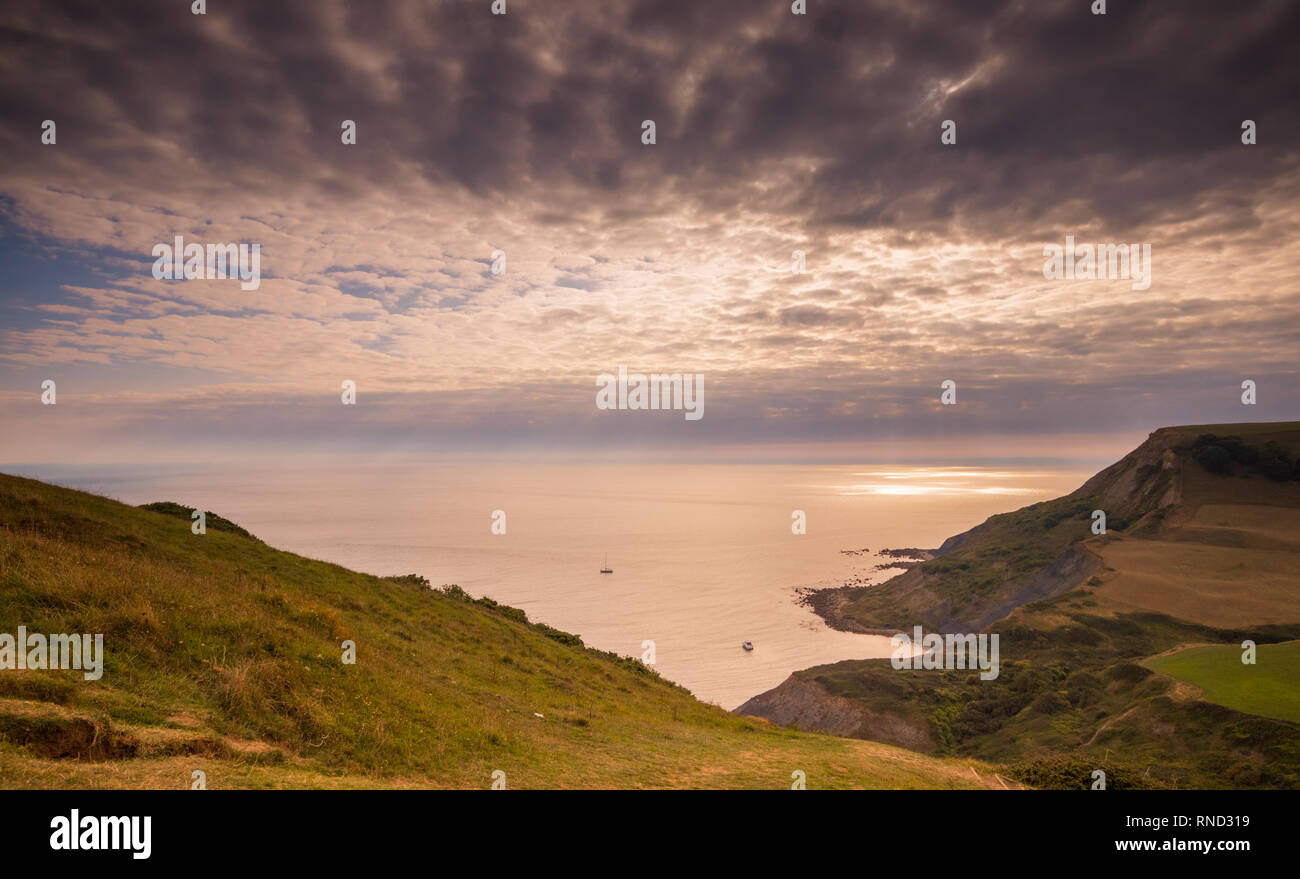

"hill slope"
[808,422,1300,634]
[0,472,1009,789]
[740,423,1300,789]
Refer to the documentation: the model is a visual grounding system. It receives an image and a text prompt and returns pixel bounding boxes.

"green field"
[1146,641,1300,725]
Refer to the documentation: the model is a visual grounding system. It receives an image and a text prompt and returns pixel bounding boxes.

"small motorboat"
[742,641,754,651]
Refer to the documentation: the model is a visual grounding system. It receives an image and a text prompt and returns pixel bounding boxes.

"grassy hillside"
[769,602,1300,788]
[0,473,1011,789]
[811,422,1300,634]
[743,423,1300,789]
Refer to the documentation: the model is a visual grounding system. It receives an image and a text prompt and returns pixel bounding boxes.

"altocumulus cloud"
[0,0,1297,459]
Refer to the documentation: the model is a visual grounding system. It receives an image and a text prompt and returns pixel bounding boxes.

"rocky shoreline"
[796,546,937,635]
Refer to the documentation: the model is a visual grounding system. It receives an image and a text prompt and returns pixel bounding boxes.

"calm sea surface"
[15,458,1092,708]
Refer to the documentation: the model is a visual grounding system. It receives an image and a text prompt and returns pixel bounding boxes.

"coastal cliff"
[738,423,1300,789]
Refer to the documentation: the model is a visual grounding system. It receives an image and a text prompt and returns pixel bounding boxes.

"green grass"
[1146,642,1300,724]
[794,599,1300,788]
[827,422,1300,633]
[781,423,1300,789]
[0,472,1007,789]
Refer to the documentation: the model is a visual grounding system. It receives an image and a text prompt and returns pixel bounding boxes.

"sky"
[1,0,1297,466]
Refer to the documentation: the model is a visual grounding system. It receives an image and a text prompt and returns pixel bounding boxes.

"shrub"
[1106,662,1152,684]
[138,501,259,540]
[1065,671,1103,708]
[384,573,431,589]
[475,597,528,624]
[1030,691,1068,714]
[1258,441,1294,481]
[1006,758,1156,790]
[438,584,472,601]
[535,623,583,648]
[1194,444,1232,475]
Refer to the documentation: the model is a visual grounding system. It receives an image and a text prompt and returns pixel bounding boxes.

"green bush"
[535,623,583,648]
[1006,758,1157,790]
[1030,691,1067,715]
[1195,444,1232,475]
[1258,441,1294,481]
[383,573,431,589]
[1106,662,1152,684]
[138,501,259,540]
[474,597,528,624]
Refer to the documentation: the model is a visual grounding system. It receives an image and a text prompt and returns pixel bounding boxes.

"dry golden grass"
[1096,534,1300,627]
[1181,503,1300,550]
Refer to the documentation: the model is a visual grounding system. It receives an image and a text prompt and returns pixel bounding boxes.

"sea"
[8,456,1093,709]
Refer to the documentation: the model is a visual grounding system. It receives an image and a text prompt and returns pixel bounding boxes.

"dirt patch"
[735,676,933,752]
[0,698,283,763]
[0,699,134,760]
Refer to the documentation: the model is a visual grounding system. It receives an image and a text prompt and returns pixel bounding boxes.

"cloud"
[0,0,1297,459]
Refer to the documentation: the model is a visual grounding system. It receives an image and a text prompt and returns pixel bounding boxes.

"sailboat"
[600,553,613,574]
